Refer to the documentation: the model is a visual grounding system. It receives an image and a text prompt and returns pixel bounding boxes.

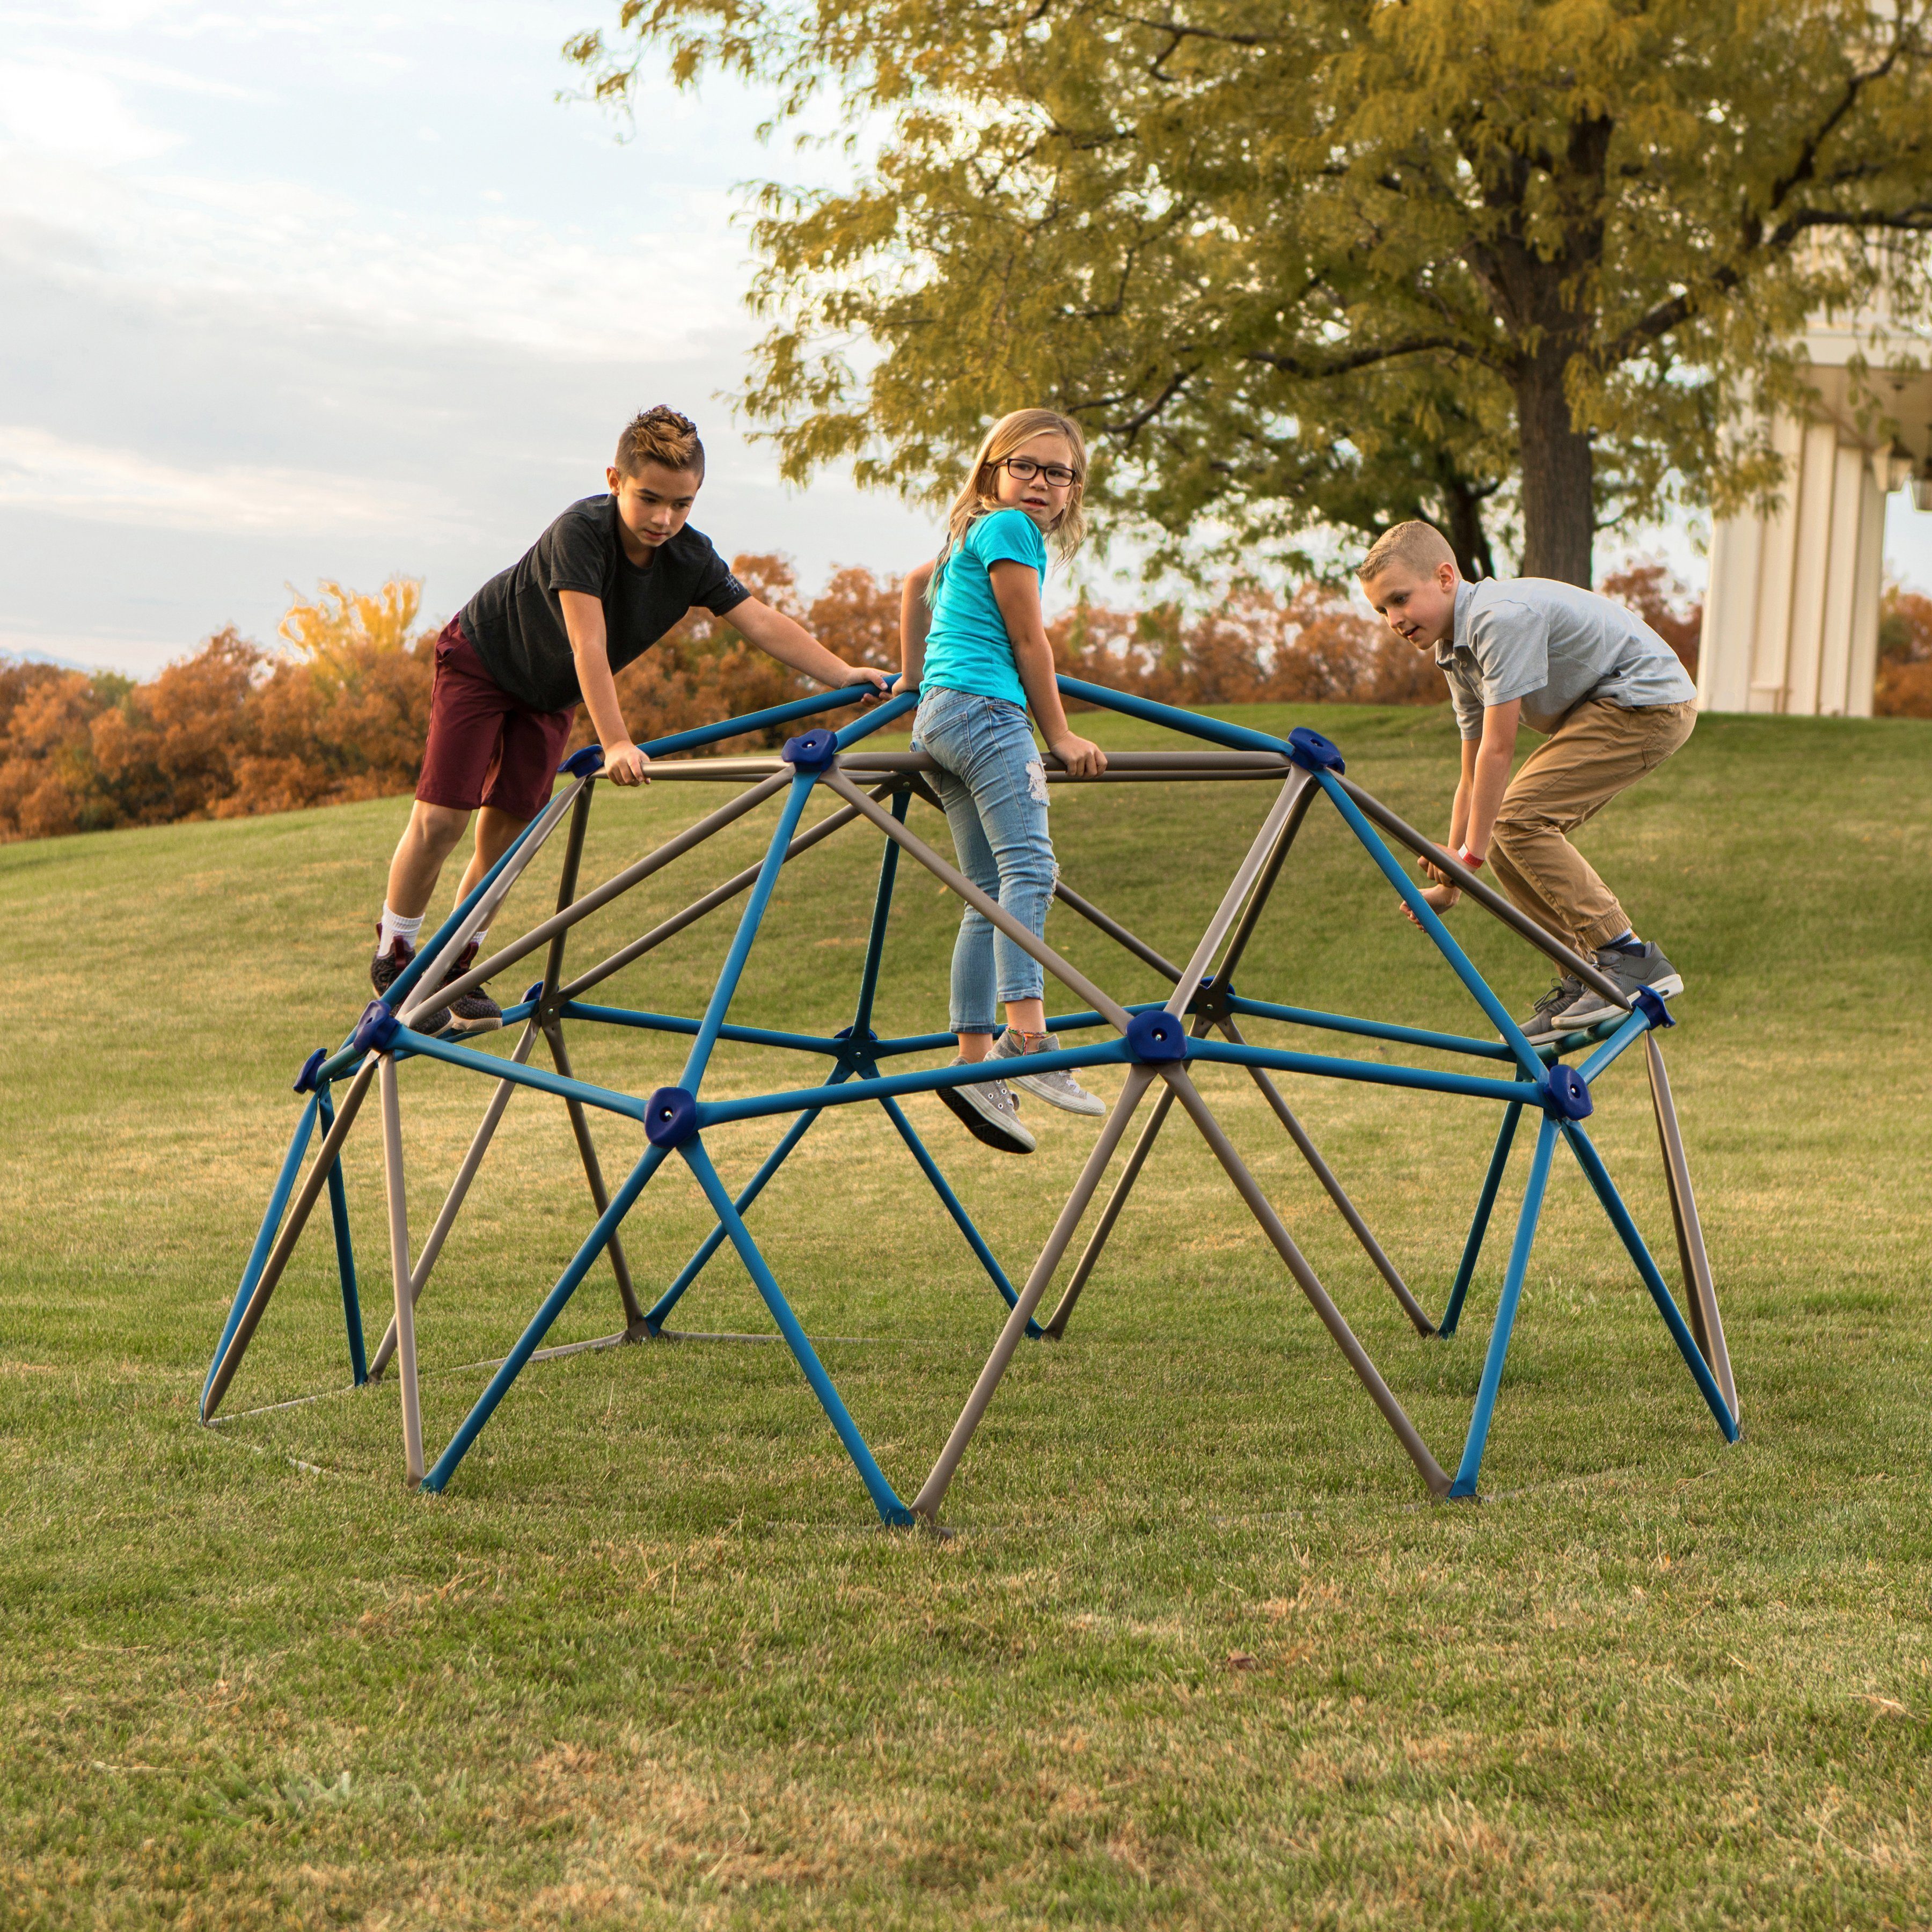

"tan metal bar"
[1645,1033,1737,1418]
[546,1021,646,1334]
[1052,880,1184,982]
[1157,1065,1451,1497]
[823,771,1136,1033]
[379,1055,426,1488]
[201,1056,378,1421]
[368,1021,539,1381]
[407,770,794,1029]
[1212,772,1319,985]
[1166,773,1311,1020]
[1335,777,1627,1008]
[1220,1016,1432,1335]
[912,1064,1159,1520]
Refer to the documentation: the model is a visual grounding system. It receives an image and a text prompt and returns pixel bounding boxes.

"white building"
[1699,317,1932,716]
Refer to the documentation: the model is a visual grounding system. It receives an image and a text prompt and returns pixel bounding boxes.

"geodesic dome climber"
[201,677,1739,1518]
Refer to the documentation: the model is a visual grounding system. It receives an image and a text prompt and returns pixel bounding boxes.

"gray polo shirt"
[1437,578,1696,740]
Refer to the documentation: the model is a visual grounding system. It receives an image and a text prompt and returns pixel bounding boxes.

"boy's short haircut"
[1359,519,1456,584]
[616,405,705,480]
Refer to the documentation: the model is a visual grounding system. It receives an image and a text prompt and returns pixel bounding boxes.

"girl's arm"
[899,561,935,691]
[988,560,1107,778]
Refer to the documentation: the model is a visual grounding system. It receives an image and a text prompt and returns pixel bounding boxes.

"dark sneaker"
[428,939,503,1039]
[1519,972,1584,1045]
[370,930,414,998]
[938,1060,1037,1154]
[992,1026,1106,1116]
[1549,943,1684,1034]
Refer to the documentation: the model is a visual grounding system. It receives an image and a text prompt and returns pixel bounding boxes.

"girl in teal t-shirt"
[900,408,1111,1154]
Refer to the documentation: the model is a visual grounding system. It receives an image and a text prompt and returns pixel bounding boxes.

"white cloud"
[0,423,449,534]
[0,59,178,163]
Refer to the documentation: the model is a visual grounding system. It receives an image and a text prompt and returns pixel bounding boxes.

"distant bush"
[1877,585,1932,719]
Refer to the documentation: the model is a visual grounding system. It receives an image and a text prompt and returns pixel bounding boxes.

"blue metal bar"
[1440,1103,1523,1339]
[1578,1007,1652,1085]
[833,685,918,747]
[876,1094,1036,1331]
[638,680,895,762]
[680,1138,914,1526]
[1226,992,1521,1063]
[679,772,817,1094]
[204,1094,319,1405]
[559,1002,847,1058]
[645,1106,825,1330]
[420,1143,670,1492]
[1559,1123,1739,1442]
[395,1027,647,1119]
[317,1088,365,1385]
[1188,1035,1540,1108]
[697,1038,1136,1127]
[1450,1113,1560,1498]
[1053,675,1294,757]
[851,789,908,1038]
[1314,772,1548,1083]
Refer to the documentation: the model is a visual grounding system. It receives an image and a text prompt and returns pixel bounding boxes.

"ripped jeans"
[912,686,1056,1035]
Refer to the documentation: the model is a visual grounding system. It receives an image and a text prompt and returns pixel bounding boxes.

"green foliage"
[573,0,1932,583]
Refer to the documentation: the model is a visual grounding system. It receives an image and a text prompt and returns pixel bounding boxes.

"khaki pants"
[1488,699,1696,954]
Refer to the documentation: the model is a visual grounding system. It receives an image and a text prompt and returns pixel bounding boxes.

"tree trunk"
[1514,348,1595,586]
[1437,478,1498,583]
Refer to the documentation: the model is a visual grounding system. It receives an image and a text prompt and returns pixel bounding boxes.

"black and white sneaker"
[427,939,504,1038]
[370,930,415,999]
[1519,973,1584,1045]
[992,1027,1106,1116]
[1547,942,1684,1034]
[938,1060,1037,1154]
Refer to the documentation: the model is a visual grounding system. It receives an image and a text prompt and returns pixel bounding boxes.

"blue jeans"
[912,686,1056,1035]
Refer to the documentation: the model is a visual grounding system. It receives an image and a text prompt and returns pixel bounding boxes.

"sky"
[2,0,1929,678]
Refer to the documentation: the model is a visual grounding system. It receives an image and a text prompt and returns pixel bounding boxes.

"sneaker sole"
[1005,1068,1107,1116]
[1550,975,1684,1033]
[938,1081,1036,1154]
[439,1013,504,1039]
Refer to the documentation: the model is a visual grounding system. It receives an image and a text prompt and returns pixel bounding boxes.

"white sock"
[378,905,424,953]
[468,925,489,953]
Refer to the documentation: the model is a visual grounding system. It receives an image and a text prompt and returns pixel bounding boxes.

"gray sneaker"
[1519,973,1584,1045]
[938,1060,1037,1154]
[992,1027,1107,1117]
[1548,943,1684,1034]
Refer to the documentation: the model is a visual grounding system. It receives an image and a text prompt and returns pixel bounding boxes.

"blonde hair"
[936,409,1089,583]
[616,405,704,479]
[1358,520,1457,584]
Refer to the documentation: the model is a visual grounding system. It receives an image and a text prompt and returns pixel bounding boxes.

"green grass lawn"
[3,700,1929,1929]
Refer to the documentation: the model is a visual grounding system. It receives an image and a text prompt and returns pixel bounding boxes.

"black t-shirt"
[459,494,750,713]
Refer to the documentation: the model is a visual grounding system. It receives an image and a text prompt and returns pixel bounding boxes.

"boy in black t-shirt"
[371,405,888,1033]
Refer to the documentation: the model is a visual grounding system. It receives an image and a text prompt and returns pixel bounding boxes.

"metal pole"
[913,1065,1160,1520]
[316,1088,365,1385]
[420,1143,670,1493]
[1645,1034,1737,1418]
[367,1022,539,1381]
[1043,1075,1181,1338]
[1440,1103,1524,1340]
[539,779,597,997]
[1448,1112,1559,1497]
[1211,775,1319,984]
[378,1055,425,1488]
[851,789,908,1037]
[1158,1065,1451,1497]
[1051,880,1184,982]
[201,1057,378,1422]
[546,1022,647,1334]
[680,1138,916,1527]
[1559,1121,1738,1442]
[1218,1016,1432,1335]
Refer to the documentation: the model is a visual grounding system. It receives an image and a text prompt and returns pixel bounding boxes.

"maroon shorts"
[416,619,576,821]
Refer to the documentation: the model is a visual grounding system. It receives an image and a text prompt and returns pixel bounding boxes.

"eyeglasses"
[996,456,1080,489]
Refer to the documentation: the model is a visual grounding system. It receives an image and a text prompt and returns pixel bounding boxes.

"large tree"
[571,0,1932,584]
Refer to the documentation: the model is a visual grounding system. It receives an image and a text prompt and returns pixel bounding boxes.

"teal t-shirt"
[919,508,1048,708]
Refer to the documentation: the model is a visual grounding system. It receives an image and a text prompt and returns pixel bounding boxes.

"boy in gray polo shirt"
[1358,522,1698,1042]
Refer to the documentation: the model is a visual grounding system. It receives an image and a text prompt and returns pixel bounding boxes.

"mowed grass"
[2,700,1929,1929]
